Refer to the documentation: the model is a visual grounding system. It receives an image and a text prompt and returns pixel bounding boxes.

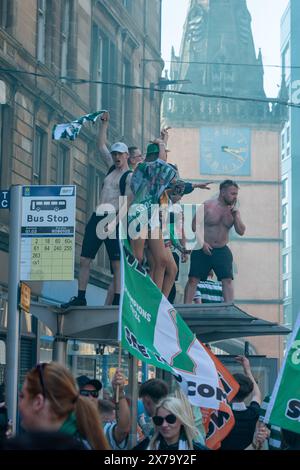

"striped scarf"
[259,396,282,450]
[52,110,107,141]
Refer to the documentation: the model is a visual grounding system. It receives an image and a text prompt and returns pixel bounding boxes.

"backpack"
[106,165,132,196]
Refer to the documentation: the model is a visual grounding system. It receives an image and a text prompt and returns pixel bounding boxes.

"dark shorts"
[188,246,233,281]
[81,212,120,261]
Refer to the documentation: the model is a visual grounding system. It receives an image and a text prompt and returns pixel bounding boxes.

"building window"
[122,0,132,12]
[37,0,53,65]
[0,0,8,28]
[282,178,288,200]
[33,127,45,184]
[57,144,69,184]
[281,131,285,149]
[282,228,288,248]
[282,43,291,81]
[97,38,118,130]
[286,126,290,144]
[37,0,47,63]
[121,59,131,137]
[212,65,221,93]
[283,279,289,298]
[282,203,288,225]
[283,254,288,274]
[283,304,292,328]
[91,24,103,110]
[61,0,71,79]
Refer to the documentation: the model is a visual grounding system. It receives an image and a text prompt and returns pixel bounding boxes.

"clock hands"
[221,146,246,162]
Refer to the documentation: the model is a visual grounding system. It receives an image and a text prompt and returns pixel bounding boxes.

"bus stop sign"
[20,185,76,281]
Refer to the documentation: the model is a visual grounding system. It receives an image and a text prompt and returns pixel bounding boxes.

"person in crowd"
[77,369,130,450]
[76,375,102,401]
[245,420,271,450]
[193,270,224,304]
[134,396,207,450]
[220,355,261,450]
[137,378,169,438]
[129,129,178,298]
[0,383,8,444]
[61,111,132,308]
[1,431,88,450]
[139,379,169,419]
[184,179,246,303]
[18,362,110,450]
[102,388,113,401]
[98,399,116,423]
[128,146,144,171]
[159,184,189,305]
[130,128,211,298]
[166,182,211,304]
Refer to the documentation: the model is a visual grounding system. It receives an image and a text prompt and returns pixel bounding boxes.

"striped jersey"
[194,280,223,303]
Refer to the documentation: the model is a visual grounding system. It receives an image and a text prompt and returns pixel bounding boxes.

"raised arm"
[112,369,130,444]
[97,111,113,168]
[231,209,246,236]
[235,356,262,405]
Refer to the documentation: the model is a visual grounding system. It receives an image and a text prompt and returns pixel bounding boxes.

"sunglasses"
[79,389,99,398]
[36,363,47,397]
[152,414,177,426]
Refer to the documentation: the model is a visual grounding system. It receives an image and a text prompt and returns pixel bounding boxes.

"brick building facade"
[0,0,163,304]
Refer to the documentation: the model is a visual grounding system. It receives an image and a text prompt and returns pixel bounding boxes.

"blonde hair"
[26,362,110,450]
[149,396,198,450]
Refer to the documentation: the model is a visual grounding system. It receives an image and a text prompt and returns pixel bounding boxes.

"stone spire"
[163,0,283,126]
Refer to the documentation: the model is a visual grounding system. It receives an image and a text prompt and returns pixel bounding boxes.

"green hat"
[146,143,159,156]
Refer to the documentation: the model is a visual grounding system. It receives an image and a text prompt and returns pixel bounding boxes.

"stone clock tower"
[162,0,287,359]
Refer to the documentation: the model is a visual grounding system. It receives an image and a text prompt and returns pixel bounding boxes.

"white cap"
[110,142,128,154]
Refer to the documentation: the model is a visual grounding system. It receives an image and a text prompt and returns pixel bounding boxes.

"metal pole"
[102,353,108,389]
[142,361,148,382]
[128,353,138,448]
[6,185,23,434]
[52,337,68,364]
[52,314,67,364]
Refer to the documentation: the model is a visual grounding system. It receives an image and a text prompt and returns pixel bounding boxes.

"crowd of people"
[1,113,294,452]
[61,111,245,309]
[1,357,298,451]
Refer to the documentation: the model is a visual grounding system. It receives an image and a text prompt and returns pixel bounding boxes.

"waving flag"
[52,110,107,141]
[119,237,230,410]
[264,313,300,433]
[201,347,239,449]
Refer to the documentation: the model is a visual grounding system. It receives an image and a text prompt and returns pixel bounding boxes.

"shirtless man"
[61,112,133,308]
[184,180,246,303]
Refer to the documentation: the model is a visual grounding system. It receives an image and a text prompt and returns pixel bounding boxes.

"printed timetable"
[20,186,76,281]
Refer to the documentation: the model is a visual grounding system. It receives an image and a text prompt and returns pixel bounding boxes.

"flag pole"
[116,220,125,406]
[115,341,122,404]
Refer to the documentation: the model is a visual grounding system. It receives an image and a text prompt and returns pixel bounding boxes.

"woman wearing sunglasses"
[18,362,110,450]
[134,396,207,450]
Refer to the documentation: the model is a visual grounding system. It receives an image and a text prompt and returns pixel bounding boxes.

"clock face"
[200,127,251,176]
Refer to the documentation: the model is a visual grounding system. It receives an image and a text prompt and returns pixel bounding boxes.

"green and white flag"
[264,313,300,433]
[52,110,107,141]
[119,238,222,410]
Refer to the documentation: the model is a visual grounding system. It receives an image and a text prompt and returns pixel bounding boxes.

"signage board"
[20,185,76,281]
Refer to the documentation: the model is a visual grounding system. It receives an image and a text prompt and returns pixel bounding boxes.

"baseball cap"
[110,142,129,154]
[146,143,159,156]
[76,375,102,391]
